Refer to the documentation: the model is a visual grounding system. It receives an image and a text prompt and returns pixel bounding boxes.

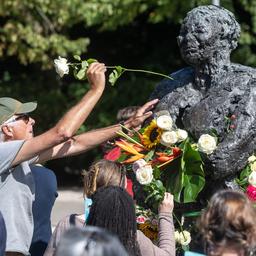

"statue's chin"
[181,54,202,66]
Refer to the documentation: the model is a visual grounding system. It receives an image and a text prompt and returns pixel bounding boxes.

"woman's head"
[83,159,126,198]
[87,186,140,256]
[55,226,128,256]
[198,190,256,256]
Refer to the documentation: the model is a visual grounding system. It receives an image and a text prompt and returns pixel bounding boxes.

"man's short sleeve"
[0,140,25,174]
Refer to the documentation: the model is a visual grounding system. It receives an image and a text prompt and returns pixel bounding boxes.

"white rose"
[176,129,188,142]
[198,134,217,155]
[136,165,153,185]
[54,56,69,77]
[248,155,256,163]
[160,131,178,147]
[248,171,256,186]
[156,115,173,130]
[250,162,256,172]
[179,230,191,246]
[174,231,181,243]
[132,159,147,173]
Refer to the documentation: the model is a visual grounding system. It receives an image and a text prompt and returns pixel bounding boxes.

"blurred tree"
[0,0,256,182]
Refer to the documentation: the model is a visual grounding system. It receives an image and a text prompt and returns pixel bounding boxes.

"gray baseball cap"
[0,97,37,124]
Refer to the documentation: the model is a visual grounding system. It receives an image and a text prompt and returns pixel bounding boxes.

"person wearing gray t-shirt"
[0,63,158,256]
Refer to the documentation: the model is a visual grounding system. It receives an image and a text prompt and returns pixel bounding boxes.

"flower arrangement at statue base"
[112,111,218,253]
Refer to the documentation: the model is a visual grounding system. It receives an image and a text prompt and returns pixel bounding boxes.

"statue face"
[177,14,220,65]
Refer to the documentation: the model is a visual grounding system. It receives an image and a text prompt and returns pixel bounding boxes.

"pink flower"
[246,185,256,201]
[136,215,147,224]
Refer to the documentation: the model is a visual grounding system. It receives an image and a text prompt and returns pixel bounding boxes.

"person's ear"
[1,125,14,139]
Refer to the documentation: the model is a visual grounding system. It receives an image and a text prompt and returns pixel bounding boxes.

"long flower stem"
[173,213,186,241]
[157,155,181,169]
[106,66,172,80]
[116,131,146,149]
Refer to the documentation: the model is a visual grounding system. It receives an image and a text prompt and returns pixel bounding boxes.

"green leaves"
[164,140,205,203]
[144,179,166,212]
[235,165,251,191]
[108,66,125,86]
[73,57,98,80]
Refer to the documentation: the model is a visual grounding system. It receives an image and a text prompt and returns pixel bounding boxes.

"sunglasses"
[5,114,30,125]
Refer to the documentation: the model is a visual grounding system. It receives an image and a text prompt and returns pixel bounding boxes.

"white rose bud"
[160,131,178,147]
[198,134,217,155]
[54,56,69,77]
[250,162,256,172]
[156,115,173,130]
[248,155,256,163]
[132,159,147,173]
[179,230,191,246]
[136,165,153,185]
[176,129,188,142]
[248,171,256,186]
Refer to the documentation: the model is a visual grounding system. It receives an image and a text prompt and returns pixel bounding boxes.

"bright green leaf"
[73,55,81,61]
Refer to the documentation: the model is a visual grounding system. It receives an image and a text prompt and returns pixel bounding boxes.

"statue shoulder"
[230,63,256,80]
[150,67,195,100]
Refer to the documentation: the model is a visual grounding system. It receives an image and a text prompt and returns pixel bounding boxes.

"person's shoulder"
[0,140,25,148]
[137,229,150,242]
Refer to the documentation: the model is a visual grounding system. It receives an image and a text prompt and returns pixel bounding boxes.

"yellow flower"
[138,222,158,241]
[142,120,163,149]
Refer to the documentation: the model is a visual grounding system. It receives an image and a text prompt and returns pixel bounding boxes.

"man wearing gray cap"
[0,62,158,256]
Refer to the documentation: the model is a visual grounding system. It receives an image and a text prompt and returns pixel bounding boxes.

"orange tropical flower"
[115,139,140,155]
[122,153,145,164]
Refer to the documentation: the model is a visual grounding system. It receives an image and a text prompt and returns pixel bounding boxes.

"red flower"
[172,147,182,157]
[230,114,236,120]
[104,147,121,161]
[126,178,134,198]
[246,185,256,201]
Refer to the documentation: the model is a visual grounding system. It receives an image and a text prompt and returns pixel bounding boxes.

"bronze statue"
[151,5,256,185]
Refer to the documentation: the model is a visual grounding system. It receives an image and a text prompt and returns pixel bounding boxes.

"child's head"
[83,159,126,198]
[55,226,128,256]
[198,190,256,256]
[87,186,140,256]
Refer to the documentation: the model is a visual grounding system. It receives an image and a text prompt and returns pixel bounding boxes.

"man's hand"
[86,62,106,93]
[158,192,174,213]
[124,99,159,129]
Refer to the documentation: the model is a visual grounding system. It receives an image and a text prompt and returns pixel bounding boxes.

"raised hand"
[158,192,174,213]
[86,62,107,93]
[125,99,159,129]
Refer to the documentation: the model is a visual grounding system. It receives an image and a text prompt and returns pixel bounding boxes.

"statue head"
[177,5,240,66]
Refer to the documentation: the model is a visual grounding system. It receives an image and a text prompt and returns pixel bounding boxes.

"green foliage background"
[1,0,256,184]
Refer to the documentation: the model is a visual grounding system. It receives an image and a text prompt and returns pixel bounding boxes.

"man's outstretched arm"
[36,99,159,162]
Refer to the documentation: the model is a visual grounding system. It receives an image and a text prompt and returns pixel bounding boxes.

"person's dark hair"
[116,106,140,123]
[82,159,126,198]
[87,186,141,256]
[198,190,256,256]
[0,211,6,256]
[55,226,128,256]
